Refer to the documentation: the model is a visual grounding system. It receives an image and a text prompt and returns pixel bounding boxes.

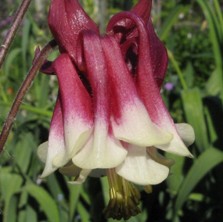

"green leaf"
[4,48,21,78]
[166,155,185,195]
[25,206,38,222]
[21,19,31,72]
[3,196,18,222]
[206,68,222,96]
[197,0,223,99]
[174,148,223,217]
[68,184,82,220]
[18,205,37,222]
[24,183,60,222]
[14,133,35,173]
[181,88,209,151]
[77,202,90,222]
[213,0,223,38]
[0,170,23,203]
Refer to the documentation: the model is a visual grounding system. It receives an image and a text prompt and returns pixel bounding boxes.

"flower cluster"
[37,0,195,219]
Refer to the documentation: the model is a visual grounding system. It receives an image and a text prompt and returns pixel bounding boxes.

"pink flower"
[38,0,195,219]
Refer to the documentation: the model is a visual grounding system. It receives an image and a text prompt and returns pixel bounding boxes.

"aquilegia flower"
[37,0,195,219]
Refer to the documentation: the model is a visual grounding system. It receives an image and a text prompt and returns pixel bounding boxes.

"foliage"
[0,0,223,221]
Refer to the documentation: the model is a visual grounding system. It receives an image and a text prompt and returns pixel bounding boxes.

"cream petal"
[58,119,93,160]
[72,120,127,169]
[111,98,172,147]
[116,145,169,185]
[37,141,48,163]
[156,121,194,157]
[175,123,195,146]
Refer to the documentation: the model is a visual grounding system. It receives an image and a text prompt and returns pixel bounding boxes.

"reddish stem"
[0,0,31,69]
[0,40,57,153]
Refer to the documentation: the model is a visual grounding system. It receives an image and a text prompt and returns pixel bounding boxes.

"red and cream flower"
[37,0,195,219]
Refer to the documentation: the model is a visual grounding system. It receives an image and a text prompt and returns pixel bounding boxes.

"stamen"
[104,169,141,220]
[147,146,175,167]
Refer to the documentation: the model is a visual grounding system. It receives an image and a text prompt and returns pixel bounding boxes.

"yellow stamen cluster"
[104,169,141,220]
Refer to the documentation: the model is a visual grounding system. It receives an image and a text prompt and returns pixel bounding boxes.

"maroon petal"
[131,0,152,22]
[48,0,99,62]
[107,7,168,87]
[146,19,168,88]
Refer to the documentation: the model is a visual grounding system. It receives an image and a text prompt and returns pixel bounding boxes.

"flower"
[164,82,175,91]
[37,0,195,220]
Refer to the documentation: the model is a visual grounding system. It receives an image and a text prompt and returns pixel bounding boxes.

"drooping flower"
[38,0,195,219]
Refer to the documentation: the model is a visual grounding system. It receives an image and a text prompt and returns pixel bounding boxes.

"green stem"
[167,49,188,90]
[0,102,52,117]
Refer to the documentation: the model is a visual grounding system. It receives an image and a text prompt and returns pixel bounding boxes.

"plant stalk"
[0,0,32,69]
[0,40,57,153]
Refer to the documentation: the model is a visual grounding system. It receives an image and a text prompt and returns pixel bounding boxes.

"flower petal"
[53,54,93,159]
[107,5,168,88]
[48,0,99,62]
[108,12,193,157]
[72,121,127,169]
[131,0,152,22]
[38,99,68,177]
[72,32,127,169]
[37,141,48,163]
[116,145,169,185]
[175,123,195,146]
[101,36,172,147]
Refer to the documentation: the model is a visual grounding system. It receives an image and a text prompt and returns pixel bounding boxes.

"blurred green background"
[0,0,223,221]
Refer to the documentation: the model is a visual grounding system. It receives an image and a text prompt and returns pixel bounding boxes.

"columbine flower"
[37,0,195,219]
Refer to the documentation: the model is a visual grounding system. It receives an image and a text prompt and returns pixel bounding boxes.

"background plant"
[0,0,222,221]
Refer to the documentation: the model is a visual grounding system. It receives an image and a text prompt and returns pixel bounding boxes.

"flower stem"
[0,0,31,69]
[167,49,188,91]
[0,40,57,153]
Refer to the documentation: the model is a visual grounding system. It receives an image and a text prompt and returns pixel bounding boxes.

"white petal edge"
[38,134,69,178]
[175,123,195,146]
[37,141,48,163]
[116,145,169,185]
[156,120,194,157]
